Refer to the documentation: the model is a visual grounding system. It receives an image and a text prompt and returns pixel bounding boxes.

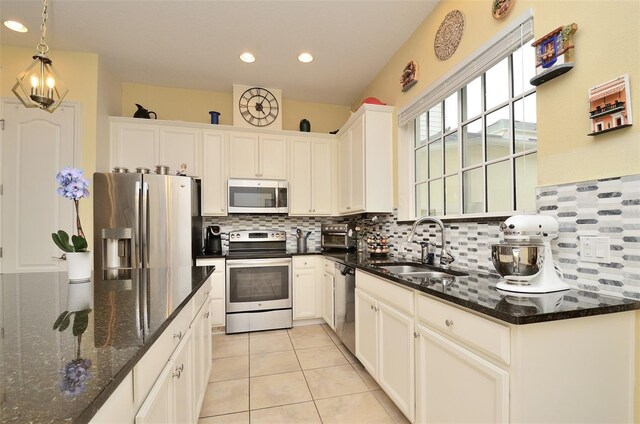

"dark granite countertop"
[0,266,214,424]
[321,253,640,325]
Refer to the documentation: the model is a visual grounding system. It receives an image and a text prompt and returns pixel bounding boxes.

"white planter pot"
[66,252,93,281]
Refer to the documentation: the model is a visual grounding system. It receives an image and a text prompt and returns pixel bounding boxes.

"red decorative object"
[362,97,386,106]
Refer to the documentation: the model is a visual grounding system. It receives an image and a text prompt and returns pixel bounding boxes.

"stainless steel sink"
[374,262,468,278]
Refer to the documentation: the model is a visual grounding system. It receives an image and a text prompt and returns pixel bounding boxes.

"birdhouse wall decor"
[401,61,418,92]
[530,23,578,86]
[587,74,633,136]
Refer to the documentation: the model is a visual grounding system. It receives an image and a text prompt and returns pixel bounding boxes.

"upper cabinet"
[228,133,288,180]
[337,105,393,215]
[110,119,202,177]
[202,130,227,216]
[289,137,336,216]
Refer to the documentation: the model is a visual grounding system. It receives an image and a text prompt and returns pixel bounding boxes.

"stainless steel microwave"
[227,179,288,214]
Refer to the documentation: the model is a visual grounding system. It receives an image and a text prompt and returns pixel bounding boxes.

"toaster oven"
[321,223,356,251]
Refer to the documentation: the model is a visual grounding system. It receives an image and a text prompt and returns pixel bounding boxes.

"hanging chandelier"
[12,0,68,113]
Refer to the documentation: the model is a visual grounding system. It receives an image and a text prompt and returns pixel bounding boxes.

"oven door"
[226,258,292,312]
[321,233,348,249]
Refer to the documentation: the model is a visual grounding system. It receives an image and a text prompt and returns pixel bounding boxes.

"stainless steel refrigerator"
[93,172,195,274]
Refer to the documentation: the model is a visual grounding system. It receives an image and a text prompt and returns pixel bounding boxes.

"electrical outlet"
[580,236,610,263]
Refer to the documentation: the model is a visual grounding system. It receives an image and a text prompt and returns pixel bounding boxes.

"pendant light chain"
[37,0,49,55]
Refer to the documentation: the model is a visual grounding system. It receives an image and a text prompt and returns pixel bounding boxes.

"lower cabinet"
[293,256,322,320]
[354,280,415,423]
[415,323,509,424]
[322,269,335,329]
[196,258,226,328]
[193,298,213,414]
[136,328,194,424]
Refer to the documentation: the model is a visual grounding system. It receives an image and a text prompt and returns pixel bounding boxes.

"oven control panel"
[229,230,287,242]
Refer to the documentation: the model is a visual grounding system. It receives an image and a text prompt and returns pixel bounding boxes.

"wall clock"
[233,84,283,129]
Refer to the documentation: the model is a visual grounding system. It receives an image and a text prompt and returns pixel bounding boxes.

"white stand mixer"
[493,215,570,294]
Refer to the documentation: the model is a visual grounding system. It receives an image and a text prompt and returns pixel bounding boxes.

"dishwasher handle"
[336,262,355,277]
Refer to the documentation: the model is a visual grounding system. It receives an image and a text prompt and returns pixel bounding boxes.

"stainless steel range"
[225,230,292,334]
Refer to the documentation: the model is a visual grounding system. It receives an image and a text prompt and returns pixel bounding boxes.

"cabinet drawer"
[356,270,413,316]
[323,259,335,276]
[192,277,212,315]
[416,294,510,365]
[293,256,316,269]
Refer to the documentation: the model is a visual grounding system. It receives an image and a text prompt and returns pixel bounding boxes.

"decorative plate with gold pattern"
[434,10,465,61]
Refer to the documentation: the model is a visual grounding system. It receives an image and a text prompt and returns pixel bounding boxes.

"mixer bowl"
[491,244,544,282]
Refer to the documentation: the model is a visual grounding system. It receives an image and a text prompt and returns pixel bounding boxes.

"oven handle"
[226,258,292,268]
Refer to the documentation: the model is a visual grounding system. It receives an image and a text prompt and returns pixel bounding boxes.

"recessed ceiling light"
[4,20,28,33]
[298,52,314,63]
[240,52,255,63]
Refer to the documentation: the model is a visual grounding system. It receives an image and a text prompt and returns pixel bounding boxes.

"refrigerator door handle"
[134,181,142,268]
[141,182,149,268]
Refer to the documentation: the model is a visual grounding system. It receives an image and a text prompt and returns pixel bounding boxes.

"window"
[407,16,536,218]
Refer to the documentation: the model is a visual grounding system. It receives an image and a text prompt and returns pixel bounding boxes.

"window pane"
[463,77,482,121]
[486,106,511,161]
[514,93,537,153]
[513,43,536,96]
[429,180,443,216]
[444,132,459,174]
[487,160,512,212]
[428,140,443,178]
[485,58,509,110]
[515,153,537,211]
[415,113,427,147]
[463,167,484,213]
[428,104,442,141]
[445,175,459,215]
[416,182,428,216]
[415,146,427,182]
[444,92,458,133]
[462,119,483,167]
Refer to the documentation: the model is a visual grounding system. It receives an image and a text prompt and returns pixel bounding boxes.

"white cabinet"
[202,131,227,216]
[193,298,213,415]
[289,137,335,216]
[322,268,335,329]
[355,271,415,422]
[228,133,287,179]
[293,256,321,320]
[337,104,393,215]
[89,372,135,424]
[415,323,509,424]
[196,258,226,328]
[135,328,194,424]
[110,119,202,176]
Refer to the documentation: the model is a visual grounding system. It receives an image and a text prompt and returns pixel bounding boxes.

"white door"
[1,100,78,273]
[311,139,333,215]
[289,138,312,215]
[354,288,378,376]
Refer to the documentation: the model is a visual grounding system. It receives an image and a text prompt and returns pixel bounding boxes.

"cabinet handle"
[296,274,300,277]
[205,290,210,297]
[173,331,183,340]
[204,312,210,318]
[370,304,374,310]
[221,208,224,212]
[445,319,454,328]
[313,209,316,212]
[309,209,312,212]
[172,364,183,379]
[346,206,351,210]
[414,331,420,339]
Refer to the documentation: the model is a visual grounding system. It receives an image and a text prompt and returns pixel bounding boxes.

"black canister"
[299,119,311,132]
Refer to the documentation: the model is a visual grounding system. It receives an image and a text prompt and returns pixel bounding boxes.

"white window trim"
[397,9,535,221]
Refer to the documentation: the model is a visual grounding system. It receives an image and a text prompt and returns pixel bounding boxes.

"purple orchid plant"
[52,167,90,253]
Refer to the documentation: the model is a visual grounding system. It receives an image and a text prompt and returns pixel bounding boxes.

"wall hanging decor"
[492,0,515,20]
[587,74,633,136]
[434,10,465,61]
[530,23,578,86]
[232,84,283,129]
[401,61,419,92]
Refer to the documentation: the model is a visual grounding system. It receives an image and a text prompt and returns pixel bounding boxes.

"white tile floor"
[199,323,410,424]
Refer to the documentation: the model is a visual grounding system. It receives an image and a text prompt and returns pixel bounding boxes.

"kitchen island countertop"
[0,266,214,424]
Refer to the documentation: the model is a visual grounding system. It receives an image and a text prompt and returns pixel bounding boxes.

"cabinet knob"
[172,364,183,379]
[313,209,316,212]
[221,208,224,212]
[414,331,420,339]
[296,274,299,277]
[309,209,312,212]
[204,312,210,318]
[205,290,211,297]
[445,319,454,328]
[173,331,183,340]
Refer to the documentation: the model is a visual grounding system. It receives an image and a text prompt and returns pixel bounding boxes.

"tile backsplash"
[203,174,640,300]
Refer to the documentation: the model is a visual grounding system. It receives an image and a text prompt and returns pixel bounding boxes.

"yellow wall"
[121,82,351,134]
[1,45,99,243]
[354,0,640,188]
[354,0,640,418]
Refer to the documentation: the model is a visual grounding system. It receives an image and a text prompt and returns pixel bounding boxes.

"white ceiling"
[0,0,439,106]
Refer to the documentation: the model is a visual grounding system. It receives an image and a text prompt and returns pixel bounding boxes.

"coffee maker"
[205,225,223,255]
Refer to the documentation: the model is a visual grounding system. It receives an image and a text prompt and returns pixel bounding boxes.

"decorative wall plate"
[492,0,515,20]
[434,10,465,61]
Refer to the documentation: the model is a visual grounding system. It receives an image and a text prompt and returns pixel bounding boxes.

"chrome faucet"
[406,216,454,268]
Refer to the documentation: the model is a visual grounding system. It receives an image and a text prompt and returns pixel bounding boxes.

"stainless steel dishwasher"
[334,260,356,355]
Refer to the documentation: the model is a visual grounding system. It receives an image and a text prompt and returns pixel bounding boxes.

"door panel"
[228,133,258,178]
[2,102,76,273]
[259,135,287,179]
[289,139,312,215]
[311,140,333,215]
[354,288,377,376]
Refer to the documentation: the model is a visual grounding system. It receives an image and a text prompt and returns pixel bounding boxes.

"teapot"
[133,104,157,119]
